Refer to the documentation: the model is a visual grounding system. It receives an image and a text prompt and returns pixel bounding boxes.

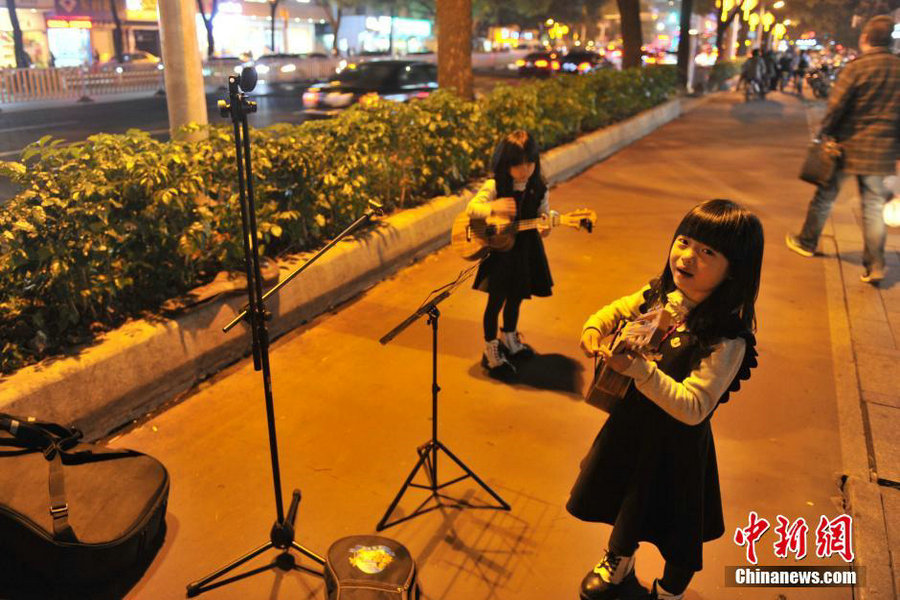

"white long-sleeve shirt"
[583,286,746,426]
[466,178,550,220]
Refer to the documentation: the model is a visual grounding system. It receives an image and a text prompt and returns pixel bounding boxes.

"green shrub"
[0,65,676,373]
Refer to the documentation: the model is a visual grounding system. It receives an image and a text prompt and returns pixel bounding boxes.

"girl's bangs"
[675,204,750,261]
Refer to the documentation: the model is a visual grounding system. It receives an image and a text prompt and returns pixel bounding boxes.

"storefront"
[46,16,92,67]
[1,1,52,68]
[194,1,326,59]
[337,15,434,55]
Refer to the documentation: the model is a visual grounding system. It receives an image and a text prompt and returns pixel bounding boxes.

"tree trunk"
[715,2,742,63]
[197,0,218,58]
[331,9,342,54]
[317,1,342,55]
[269,0,280,53]
[436,0,472,100]
[617,0,642,69]
[676,0,693,88]
[110,0,124,62]
[6,0,29,68]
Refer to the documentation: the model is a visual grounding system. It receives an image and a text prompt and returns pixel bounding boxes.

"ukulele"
[450,208,597,261]
[584,308,675,412]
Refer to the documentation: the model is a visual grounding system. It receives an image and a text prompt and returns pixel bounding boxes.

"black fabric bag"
[325,535,420,600]
[799,137,843,187]
[0,413,169,585]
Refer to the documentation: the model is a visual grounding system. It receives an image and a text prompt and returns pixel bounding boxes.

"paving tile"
[845,285,889,323]
[879,486,900,599]
[867,403,900,483]
[862,390,900,410]
[855,344,900,397]
[888,311,900,346]
[850,315,896,350]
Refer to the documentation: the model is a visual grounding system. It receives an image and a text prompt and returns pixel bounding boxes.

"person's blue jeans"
[797,172,890,273]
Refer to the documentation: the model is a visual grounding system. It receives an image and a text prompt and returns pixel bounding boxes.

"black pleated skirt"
[566,392,725,571]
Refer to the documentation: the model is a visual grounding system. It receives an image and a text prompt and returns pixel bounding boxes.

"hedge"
[0,65,676,373]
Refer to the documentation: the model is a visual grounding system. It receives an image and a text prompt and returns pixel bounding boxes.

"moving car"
[302,60,438,118]
[516,51,560,77]
[559,50,610,74]
[98,51,163,73]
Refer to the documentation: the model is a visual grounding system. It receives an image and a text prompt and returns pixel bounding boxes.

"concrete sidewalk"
[798,101,900,600]
[5,91,895,600]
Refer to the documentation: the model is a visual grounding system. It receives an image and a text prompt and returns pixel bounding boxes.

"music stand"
[187,68,381,597]
[376,269,510,531]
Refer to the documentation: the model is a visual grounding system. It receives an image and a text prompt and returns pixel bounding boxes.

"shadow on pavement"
[729,97,787,123]
[472,352,587,398]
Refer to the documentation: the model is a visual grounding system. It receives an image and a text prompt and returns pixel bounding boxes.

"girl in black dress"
[467,131,554,376]
[571,199,764,600]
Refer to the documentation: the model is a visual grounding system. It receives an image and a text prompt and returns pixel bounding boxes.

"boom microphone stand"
[187,68,380,597]
[376,267,510,531]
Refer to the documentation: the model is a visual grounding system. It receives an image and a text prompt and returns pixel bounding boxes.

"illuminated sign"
[47,17,92,28]
[126,0,157,21]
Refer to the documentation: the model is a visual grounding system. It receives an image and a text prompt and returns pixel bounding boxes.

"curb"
[0,97,683,440]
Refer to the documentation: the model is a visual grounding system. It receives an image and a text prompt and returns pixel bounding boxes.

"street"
[0,74,521,159]
[77,91,869,600]
[0,90,305,158]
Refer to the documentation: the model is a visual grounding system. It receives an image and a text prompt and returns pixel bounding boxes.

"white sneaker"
[500,330,533,357]
[482,339,516,374]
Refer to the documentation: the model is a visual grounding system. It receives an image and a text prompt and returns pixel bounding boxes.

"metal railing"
[0,67,164,104]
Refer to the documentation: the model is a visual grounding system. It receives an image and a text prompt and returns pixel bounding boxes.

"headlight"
[280,64,297,73]
[302,91,320,107]
[256,64,270,74]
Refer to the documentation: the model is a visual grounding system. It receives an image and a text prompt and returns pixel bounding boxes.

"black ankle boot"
[579,551,636,600]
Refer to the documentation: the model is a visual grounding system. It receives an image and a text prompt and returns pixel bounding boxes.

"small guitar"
[451,208,597,261]
[584,308,674,412]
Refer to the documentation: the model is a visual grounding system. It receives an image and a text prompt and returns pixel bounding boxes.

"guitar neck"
[512,217,551,232]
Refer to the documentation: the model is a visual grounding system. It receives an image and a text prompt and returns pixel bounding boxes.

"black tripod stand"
[376,274,510,531]
[187,67,380,597]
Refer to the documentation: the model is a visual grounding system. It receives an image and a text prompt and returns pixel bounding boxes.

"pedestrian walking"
[571,199,764,600]
[777,50,794,91]
[785,15,900,284]
[763,50,778,92]
[467,130,555,377]
[740,49,767,100]
[793,50,810,95]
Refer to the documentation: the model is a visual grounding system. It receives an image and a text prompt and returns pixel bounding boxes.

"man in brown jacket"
[786,15,899,284]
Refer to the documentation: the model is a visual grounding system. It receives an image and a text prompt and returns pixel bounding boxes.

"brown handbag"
[799,137,843,187]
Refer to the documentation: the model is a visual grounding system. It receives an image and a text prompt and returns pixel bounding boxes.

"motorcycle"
[806,65,839,99]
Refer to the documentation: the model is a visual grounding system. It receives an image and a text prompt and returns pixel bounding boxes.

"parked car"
[98,51,163,73]
[516,51,560,77]
[302,60,438,118]
[560,50,610,74]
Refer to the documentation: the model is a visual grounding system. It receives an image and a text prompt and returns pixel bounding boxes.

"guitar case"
[0,413,169,586]
[325,535,420,599]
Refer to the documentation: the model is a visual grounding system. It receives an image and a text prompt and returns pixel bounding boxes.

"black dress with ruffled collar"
[567,290,757,571]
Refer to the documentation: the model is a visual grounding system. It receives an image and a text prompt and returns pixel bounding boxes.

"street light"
[773,0,785,8]
[546,18,554,26]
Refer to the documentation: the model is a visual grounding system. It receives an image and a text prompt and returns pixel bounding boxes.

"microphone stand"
[375,266,510,531]
[186,68,380,597]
